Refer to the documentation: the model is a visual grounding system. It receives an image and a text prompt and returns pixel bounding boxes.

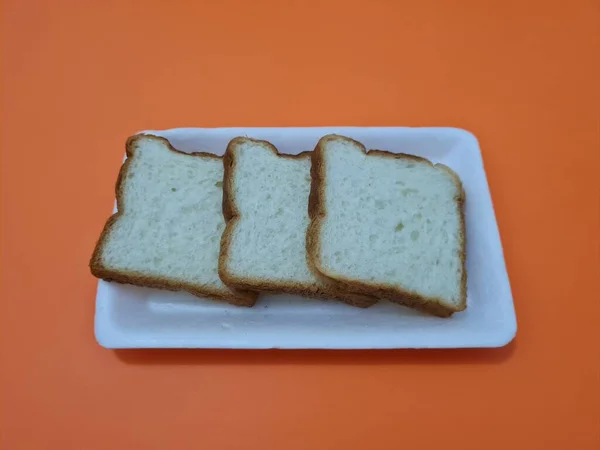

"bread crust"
[89,134,258,307]
[307,134,467,317]
[219,137,377,308]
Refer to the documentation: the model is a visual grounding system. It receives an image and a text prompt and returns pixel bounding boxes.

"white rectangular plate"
[95,127,516,349]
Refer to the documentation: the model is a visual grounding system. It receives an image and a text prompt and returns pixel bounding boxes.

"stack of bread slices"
[90,133,467,317]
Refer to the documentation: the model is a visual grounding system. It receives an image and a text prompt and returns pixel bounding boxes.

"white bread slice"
[90,135,257,307]
[307,134,466,317]
[219,137,376,308]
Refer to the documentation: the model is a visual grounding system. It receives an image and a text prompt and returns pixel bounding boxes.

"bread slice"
[219,137,377,308]
[90,134,257,307]
[307,134,467,317]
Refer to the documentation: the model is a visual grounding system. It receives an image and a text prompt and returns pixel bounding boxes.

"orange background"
[1,0,599,449]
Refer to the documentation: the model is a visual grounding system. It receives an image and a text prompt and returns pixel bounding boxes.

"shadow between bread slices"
[306,134,467,318]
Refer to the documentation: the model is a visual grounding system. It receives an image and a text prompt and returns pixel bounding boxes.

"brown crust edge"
[89,134,258,307]
[306,134,467,318]
[218,137,377,308]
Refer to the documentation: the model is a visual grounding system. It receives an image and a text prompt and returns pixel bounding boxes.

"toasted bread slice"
[307,134,466,317]
[90,134,257,307]
[219,137,376,308]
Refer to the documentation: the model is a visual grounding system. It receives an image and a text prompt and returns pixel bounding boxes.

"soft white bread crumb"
[219,137,376,308]
[90,135,257,306]
[308,134,466,316]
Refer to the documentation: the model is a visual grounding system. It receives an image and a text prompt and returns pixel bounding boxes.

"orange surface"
[1,0,599,449]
